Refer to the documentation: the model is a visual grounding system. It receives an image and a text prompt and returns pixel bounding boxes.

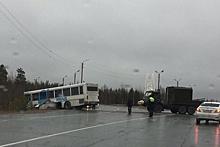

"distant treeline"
[99,84,144,105]
[0,64,61,111]
[0,64,144,111]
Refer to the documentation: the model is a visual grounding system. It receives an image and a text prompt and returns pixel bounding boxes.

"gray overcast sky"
[1,0,220,100]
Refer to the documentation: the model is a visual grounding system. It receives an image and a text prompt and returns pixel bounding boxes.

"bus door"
[38,90,48,104]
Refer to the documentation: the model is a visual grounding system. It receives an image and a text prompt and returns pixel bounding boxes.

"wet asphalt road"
[0,105,219,147]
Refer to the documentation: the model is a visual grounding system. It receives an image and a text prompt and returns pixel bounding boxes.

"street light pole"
[155,70,164,91]
[174,79,181,87]
[73,70,80,84]
[34,77,40,83]
[34,77,40,89]
[81,59,89,83]
[62,75,67,85]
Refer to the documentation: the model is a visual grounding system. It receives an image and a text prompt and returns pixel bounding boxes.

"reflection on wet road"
[0,105,219,147]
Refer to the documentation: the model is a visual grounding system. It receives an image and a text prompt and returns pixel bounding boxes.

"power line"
[85,66,144,80]
[0,9,51,57]
[86,64,145,77]
[0,2,69,62]
[0,2,77,68]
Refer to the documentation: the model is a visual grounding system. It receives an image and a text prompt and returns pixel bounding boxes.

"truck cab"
[143,90,164,113]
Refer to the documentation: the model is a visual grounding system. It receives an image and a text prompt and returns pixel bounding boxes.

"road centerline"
[0,117,147,147]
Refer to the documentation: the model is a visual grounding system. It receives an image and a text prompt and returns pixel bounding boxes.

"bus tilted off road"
[24,83,99,109]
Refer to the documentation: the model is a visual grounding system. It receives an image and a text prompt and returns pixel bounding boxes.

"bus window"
[87,87,98,91]
[32,93,39,101]
[55,89,62,97]
[63,88,70,96]
[80,86,83,94]
[48,90,54,98]
[40,90,47,100]
[71,87,79,95]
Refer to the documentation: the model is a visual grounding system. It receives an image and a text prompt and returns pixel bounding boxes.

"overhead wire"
[85,65,145,80]
[0,2,77,68]
[87,64,144,76]
[0,2,148,85]
[0,9,51,57]
[85,66,132,80]
[0,2,145,81]
[85,66,145,89]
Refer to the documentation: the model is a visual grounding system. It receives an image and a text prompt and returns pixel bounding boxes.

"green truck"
[142,86,204,115]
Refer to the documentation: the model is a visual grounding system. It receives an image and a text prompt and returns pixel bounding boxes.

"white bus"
[24,83,99,109]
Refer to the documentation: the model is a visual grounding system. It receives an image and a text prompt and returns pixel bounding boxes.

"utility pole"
[34,77,40,83]
[174,79,181,87]
[62,75,67,85]
[34,77,40,89]
[81,59,89,83]
[73,70,80,84]
[155,70,164,91]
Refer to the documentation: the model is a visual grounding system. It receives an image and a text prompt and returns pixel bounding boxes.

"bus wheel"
[64,101,71,109]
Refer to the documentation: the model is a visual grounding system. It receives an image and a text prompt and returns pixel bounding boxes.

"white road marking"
[16,119,25,121]
[29,117,40,120]
[0,117,147,147]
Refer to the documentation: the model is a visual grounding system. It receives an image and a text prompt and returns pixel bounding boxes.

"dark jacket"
[127,99,133,107]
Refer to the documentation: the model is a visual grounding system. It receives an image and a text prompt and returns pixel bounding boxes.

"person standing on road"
[127,98,133,115]
[147,94,155,117]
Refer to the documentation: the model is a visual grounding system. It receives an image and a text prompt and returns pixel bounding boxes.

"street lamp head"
[174,78,181,82]
[74,70,80,74]
[82,58,90,63]
[155,70,164,74]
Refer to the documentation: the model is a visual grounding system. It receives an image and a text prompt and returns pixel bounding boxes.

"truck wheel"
[178,106,187,114]
[64,101,71,109]
[154,104,163,113]
[170,108,177,113]
[187,106,196,115]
